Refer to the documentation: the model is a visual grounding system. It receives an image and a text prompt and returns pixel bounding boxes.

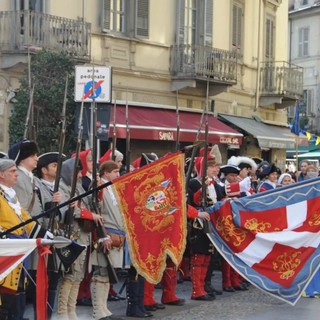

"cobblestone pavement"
[26,271,320,320]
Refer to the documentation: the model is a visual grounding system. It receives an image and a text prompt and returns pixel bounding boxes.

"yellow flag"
[306,132,312,140]
[316,136,320,146]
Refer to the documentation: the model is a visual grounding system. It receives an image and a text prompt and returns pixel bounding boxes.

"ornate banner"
[112,152,187,284]
[208,178,320,305]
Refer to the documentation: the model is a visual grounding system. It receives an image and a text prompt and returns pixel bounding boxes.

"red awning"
[109,105,243,145]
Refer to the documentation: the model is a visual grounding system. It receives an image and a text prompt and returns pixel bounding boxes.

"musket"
[175,91,180,151]
[111,100,117,161]
[23,84,35,140]
[125,91,131,173]
[48,74,68,233]
[201,79,210,211]
[63,86,85,238]
[185,109,206,192]
[197,79,212,234]
[89,72,118,284]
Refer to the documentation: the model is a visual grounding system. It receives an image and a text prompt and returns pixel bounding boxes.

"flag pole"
[295,135,299,179]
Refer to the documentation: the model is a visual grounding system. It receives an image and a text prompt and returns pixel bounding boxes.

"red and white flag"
[0,239,37,281]
[208,178,320,305]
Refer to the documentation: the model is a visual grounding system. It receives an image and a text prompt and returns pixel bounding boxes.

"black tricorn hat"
[8,140,38,164]
[37,152,65,169]
[220,164,240,175]
[262,163,278,177]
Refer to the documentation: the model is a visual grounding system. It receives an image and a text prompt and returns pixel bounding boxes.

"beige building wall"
[0,0,292,168]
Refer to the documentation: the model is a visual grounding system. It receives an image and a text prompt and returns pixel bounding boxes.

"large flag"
[0,239,38,281]
[208,177,320,305]
[291,101,300,135]
[112,152,187,284]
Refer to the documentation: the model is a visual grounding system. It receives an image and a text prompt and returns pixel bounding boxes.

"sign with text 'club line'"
[74,66,112,103]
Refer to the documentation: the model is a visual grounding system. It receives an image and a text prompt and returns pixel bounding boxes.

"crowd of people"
[0,140,318,320]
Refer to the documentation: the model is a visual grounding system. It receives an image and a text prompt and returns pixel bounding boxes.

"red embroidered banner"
[112,152,187,284]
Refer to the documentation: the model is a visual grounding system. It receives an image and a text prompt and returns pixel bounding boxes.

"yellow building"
[0,0,303,169]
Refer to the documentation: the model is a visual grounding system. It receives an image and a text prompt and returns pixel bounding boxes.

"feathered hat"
[227,156,257,171]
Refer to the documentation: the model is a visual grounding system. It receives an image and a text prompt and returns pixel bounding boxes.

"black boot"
[47,290,57,319]
[204,256,222,296]
[126,267,153,318]
[1,293,26,320]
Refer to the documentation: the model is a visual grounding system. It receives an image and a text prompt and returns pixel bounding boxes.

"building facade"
[289,0,320,134]
[0,0,303,169]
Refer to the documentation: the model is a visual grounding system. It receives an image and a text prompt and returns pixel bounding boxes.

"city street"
[25,271,320,319]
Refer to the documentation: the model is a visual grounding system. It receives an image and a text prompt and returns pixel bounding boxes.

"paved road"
[25,271,320,320]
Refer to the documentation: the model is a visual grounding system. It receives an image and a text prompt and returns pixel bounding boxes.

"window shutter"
[307,89,313,116]
[136,0,149,38]
[103,0,111,31]
[303,27,309,56]
[232,3,243,50]
[298,28,302,57]
[265,16,274,60]
[205,0,213,46]
[288,106,294,118]
[176,0,185,45]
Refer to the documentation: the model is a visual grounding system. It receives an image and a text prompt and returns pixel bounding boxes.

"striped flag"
[0,239,37,281]
[208,177,320,305]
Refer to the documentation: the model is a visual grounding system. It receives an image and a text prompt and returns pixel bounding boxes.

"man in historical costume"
[0,158,52,319]
[8,140,60,319]
[73,149,95,307]
[100,149,125,174]
[201,146,224,297]
[36,151,66,318]
[187,155,224,301]
[227,156,257,196]
[56,158,104,320]
[258,163,280,192]
[88,159,124,320]
[99,149,126,302]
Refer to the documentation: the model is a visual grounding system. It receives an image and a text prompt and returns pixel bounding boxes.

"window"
[232,1,244,56]
[15,0,44,11]
[302,0,309,5]
[288,105,295,118]
[303,89,313,116]
[102,0,149,38]
[298,27,309,57]
[176,0,213,46]
[265,15,275,60]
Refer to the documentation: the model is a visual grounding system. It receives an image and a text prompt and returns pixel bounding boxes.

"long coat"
[0,191,44,292]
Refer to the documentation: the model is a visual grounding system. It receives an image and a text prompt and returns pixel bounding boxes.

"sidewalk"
[25,271,320,320]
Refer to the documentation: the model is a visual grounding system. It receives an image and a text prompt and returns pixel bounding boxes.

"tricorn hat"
[262,163,278,177]
[220,164,240,175]
[37,152,63,169]
[8,140,38,164]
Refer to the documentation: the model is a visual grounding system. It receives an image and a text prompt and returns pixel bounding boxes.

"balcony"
[259,61,303,108]
[0,10,91,63]
[170,44,237,94]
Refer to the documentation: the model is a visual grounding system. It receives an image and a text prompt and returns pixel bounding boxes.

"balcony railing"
[260,61,303,99]
[171,44,237,83]
[0,10,91,60]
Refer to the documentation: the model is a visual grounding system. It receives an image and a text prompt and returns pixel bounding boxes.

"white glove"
[239,177,251,193]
